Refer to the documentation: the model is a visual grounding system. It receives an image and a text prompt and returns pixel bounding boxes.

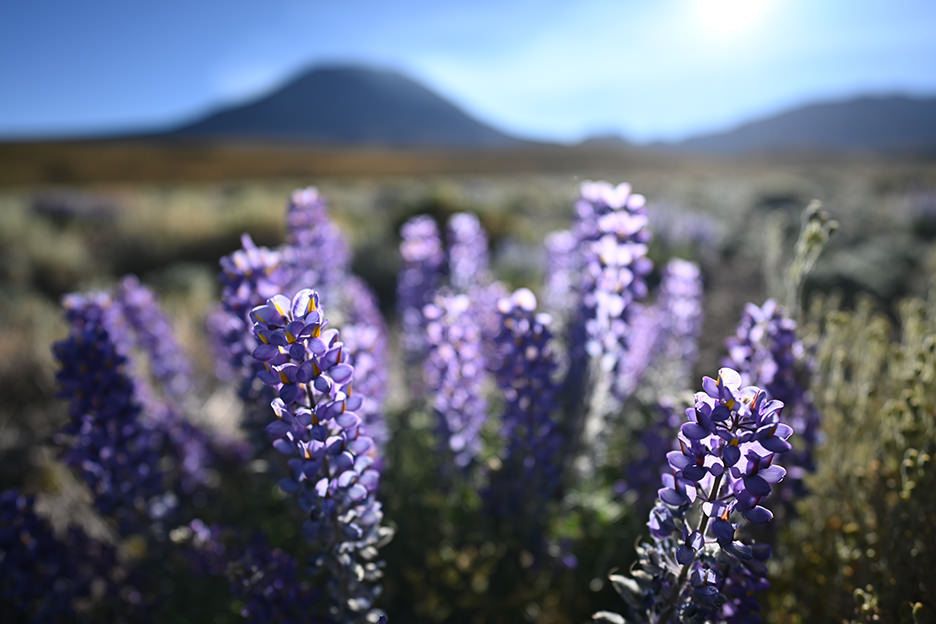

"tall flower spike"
[339,276,390,451]
[114,275,194,402]
[397,215,445,390]
[596,368,792,623]
[485,289,562,549]
[723,299,820,503]
[575,181,652,363]
[543,229,578,322]
[213,234,286,390]
[250,289,388,623]
[64,284,217,495]
[282,187,351,299]
[423,293,488,471]
[54,294,169,535]
[565,182,653,476]
[617,259,704,401]
[447,212,489,292]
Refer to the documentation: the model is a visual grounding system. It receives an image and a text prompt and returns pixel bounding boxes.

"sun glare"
[695,0,772,37]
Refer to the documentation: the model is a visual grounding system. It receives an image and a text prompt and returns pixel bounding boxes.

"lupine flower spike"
[596,368,792,623]
[250,289,389,622]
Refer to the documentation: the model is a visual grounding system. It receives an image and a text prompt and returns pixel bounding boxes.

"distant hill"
[671,95,936,155]
[169,64,521,148]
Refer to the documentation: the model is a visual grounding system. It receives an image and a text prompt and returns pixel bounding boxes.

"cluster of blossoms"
[54,294,170,534]
[396,215,446,380]
[213,234,286,393]
[282,187,352,300]
[60,287,216,497]
[250,289,388,622]
[612,260,703,506]
[654,260,705,389]
[543,229,579,322]
[554,182,654,475]
[423,293,488,470]
[724,299,820,502]
[211,189,389,453]
[573,181,652,365]
[484,289,563,546]
[338,276,391,451]
[597,368,792,623]
[114,275,194,403]
[446,212,489,292]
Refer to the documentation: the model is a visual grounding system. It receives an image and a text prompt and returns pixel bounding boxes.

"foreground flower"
[596,368,792,623]
[250,289,389,622]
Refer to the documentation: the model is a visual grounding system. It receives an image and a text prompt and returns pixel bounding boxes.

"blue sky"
[2,0,935,142]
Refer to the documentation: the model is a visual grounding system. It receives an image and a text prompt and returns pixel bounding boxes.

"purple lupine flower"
[616,258,703,403]
[339,276,390,450]
[212,234,286,391]
[723,299,820,502]
[114,275,194,402]
[423,293,488,470]
[282,187,351,299]
[485,289,562,548]
[564,182,653,476]
[597,368,791,623]
[53,295,169,535]
[543,229,578,320]
[446,212,489,292]
[250,289,388,622]
[578,186,652,363]
[656,259,704,387]
[565,182,652,379]
[211,235,288,446]
[616,302,664,400]
[471,279,510,370]
[63,286,217,495]
[397,215,445,388]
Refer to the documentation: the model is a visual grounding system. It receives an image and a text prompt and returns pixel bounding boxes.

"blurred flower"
[397,215,445,389]
[114,275,194,402]
[447,212,489,293]
[54,294,170,535]
[485,289,562,549]
[423,292,488,471]
[724,299,819,502]
[282,186,351,299]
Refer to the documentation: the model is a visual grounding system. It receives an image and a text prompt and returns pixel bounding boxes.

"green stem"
[656,473,723,623]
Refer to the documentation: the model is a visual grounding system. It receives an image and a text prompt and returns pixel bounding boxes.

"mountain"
[671,95,936,155]
[169,64,521,148]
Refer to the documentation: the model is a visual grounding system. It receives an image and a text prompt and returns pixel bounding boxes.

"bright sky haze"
[2,0,935,142]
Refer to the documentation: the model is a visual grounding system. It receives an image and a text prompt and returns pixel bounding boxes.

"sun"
[694,0,772,37]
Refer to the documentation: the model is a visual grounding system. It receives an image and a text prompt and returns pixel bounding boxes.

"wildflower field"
[2,155,936,623]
